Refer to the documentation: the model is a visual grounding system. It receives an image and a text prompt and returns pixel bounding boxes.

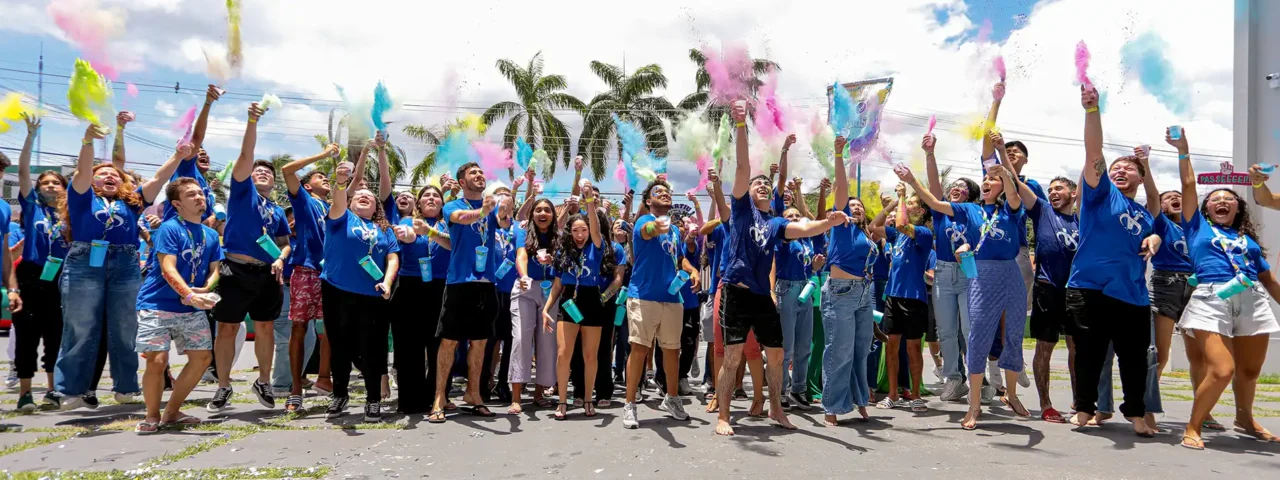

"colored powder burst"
[1120,32,1189,115]
[713,113,733,169]
[371,80,393,132]
[1075,40,1092,88]
[515,138,533,170]
[688,153,712,195]
[675,115,714,161]
[172,105,197,146]
[48,0,127,80]
[67,59,113,125]
[976,19,993,44]
[829,81,857,137]
[126,83,138,97]
[436,130,479,174]
[472,140,513,180]
[612,114,651,189]
[702,42,753,105]
[531,149,549,178]
[809,114,835,177]
[963,115,995,142]
[754,70,789,143]
[0,93,33,134]
[926,114,937,134]
[226,0,242,71]
[993,55,1006,81]
[259,93,282,111]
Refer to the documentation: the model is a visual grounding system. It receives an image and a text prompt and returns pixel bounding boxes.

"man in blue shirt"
[710,103,847,435]
[208,103,293,413]
[1020,176,1080,423]
[430,161,513,422]
[1065,86,1161,437]
[134,178,223,433]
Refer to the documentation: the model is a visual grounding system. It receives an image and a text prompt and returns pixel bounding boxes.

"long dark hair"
[1200,188,1265,255]
[415,185,445,220]
[595,208,620,281]
[554,212,616,283]
[524,198,558,254]
[952,177,981,203]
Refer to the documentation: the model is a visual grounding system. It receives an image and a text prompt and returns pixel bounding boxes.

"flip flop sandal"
[1234,425,1280,442]
[445,402,458,411]
[596,399,611,408]
[554,403,567,421]
[1000,397,1031,418]
[1202,419,1226,431]
[535,398,556,409]
[161,414,202,427]
[1041,407,1067,424]
[962,409,981,431]
[463,405,496,417]
[910,399,928,412]
[584,403,597,417]
[135,420,160,435]
[427,410,447,424]
[1180,435,1205,450]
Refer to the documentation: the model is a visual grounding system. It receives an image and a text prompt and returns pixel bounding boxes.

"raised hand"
[84,124,108,141]
[481,195,497,213]
[512,175,526,190]
[989,130,1004,148]
[1133,145,1151,165]
[783,134,797,151]
[1165,127,1189,153]
[769,163,779,177]
[825,209,849,225]
[894,182,907,198]
[893,164,917,184]
[731,100,747,124]
[324,143,340,158]
[993,82,1006,101]
[574,155,585,172]
[206,84,224,104]
[835,136,848,156]
[248,102,265,121]
[922,133,936,154]
[1081,86,1099,111]
[1250,164,1270,185]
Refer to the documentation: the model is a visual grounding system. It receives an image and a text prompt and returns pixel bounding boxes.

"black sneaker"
[733,388,748,400]
[251,380,276,408]
[83,391,100,409]
[43,391,61,406]
[789,391,813,411]
[207,386,233,413]
[780,393,792,410]
[327,396,349,419]
[493,385,512,404]
[364,403,383,423]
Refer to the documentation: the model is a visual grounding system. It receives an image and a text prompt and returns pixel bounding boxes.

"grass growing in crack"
[143,430,255,468]
[0,432,76,458]
[1021,338,1067,350]
[2,466,330,479]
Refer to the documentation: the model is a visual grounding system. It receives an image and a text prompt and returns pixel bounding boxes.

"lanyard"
[972,204,1002,254]
[257,194,275,237]
[98,197,118,239]
[356,216,378,256]
[861,229,877,278]
[572,249,587,299]
[179,218,206,283]
[425,217,439,261]
[1209,225,1250,275]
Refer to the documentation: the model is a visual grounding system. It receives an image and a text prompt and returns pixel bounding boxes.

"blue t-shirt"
[927,250,937,270]
[1151,213,1193,273]
[775,237,815,282]
[601,240,627,288]
[703,223,728,294]
[8,221,22,248]
[1183,209,1270,283]
[19,191,70,264]
[136,218,223,312]
[494,224,520,292]
[320,210,401,296]
[1067,174,1155,306]
[66,185,148,245]
[442,198,501,284]
[224,177,290,263]
[287,188,329,271]
[932,208,970,263]
[395,216,450,280]
[520,227,555,282]
[162,156,216,222]
[883,225,933,302]
[827,206,877,278]
[813,230,831,274]
[873,239,891,280]
[1018,176,1047,248]
[627,214,684,303]
[560,238,603,288]
[722,194,790,296]
[1028,200,1080,288]
[948,202,1024,261]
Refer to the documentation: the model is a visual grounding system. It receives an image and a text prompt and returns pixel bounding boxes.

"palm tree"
[676,48,780,122]
[577,61,681,180]
[267,153,295,205]
[401,123,446,186]
[480,52,585,179]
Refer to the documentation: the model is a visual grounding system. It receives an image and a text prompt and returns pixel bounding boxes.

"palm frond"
[401,124,444,146]
[480,101,523,128]
[589,61,623,90]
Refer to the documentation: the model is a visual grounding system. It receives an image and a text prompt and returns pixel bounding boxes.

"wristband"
[185,293,195,303]
[1254,182,1265,188]
[1178,153,1190,160]
[1084,106,1099,113]
[248,118,258,124]
[82,138,94,146]
[644,223,656,236]
[735,122,746,128]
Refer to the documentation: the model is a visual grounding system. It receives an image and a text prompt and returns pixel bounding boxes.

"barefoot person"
[1063,86,1160,437]
[1020,175,1080,423]
[713,103,846,435]
[134,176,222,433]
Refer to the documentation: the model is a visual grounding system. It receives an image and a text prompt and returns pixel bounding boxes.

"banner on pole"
[826,77,894,156]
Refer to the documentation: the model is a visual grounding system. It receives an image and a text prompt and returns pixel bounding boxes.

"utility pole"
[35,42,43,167]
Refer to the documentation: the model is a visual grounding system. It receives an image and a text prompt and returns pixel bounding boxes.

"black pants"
[13,261,64,379]
[1067,288,1151,418]
[654,308,701,388]
[482,292,514,399]
[571,305,617,401]
[321,281,391,405]
[390,276,444,414]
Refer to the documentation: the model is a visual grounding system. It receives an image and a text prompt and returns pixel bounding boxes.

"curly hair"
[524,198,559,254]
[554,213,616,284]
[351,189,392,232]
[57,164,144,241]
[1201,188,1265,256]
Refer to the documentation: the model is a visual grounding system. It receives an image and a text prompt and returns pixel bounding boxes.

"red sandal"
[1041,407,1067,424]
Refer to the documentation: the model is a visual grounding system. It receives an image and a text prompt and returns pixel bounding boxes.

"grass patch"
[0,432,76,458]
[144,430,255,468]
[4,466,329,479]
[1259,373,1280,385]
[1161,392,1195,402]
[1165,369,1191,380]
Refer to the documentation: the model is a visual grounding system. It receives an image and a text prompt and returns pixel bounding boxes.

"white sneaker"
[622,402,639,429]
[933,366,944,383]
[4,371,18,388]
[980,384,996,405]
[662,395,688,421]
[60,395,89,411]
[677,379,692,396]
[113,392,139,404]
[939,379,969,402]
[987,360,1004,390]
[1017,370,1031,388]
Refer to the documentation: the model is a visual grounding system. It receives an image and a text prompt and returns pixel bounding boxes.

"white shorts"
[1178,283,1280,338]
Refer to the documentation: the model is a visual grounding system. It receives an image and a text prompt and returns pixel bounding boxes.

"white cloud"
[153,99,176,117]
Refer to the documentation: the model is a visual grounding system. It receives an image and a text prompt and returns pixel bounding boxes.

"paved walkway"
[2,337,1279,479]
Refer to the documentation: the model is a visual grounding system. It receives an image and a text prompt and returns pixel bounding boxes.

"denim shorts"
[1149,270,1193,320]
[136,309,214,354]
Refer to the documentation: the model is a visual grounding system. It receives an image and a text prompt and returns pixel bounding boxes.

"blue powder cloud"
[1121,32,1189,115]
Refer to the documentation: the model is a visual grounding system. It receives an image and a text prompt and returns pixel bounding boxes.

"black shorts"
[882,296,929,340]
[212,259,283,324]
[925,286,938,342]
[720,283,783,349]
[437,282,498,341]
[558,284,606,327]
[1030,282,1076,342]
[1149,270,1193,320]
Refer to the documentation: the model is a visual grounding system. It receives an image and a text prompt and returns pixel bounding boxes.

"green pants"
[807,306,824,400]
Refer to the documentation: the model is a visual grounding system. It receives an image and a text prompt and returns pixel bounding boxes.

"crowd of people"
[2,82,1278,451]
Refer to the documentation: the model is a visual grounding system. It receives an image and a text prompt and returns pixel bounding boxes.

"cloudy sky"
[0,0,1235,203]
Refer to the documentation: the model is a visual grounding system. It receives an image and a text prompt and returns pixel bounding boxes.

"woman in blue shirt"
[53,124,185,411]
[509,198,558,414]
[319,143,401,422]
[542,188,615,420]
[870,184,934,412]
[773,206,820,412]
[389,184,451,415]
[897,158,1027,430]
[1183,131,1280,449]
[608,218,633,391]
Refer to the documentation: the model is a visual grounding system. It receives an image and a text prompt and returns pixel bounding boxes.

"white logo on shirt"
[1173,237,1189,257]
[94,201,126,233]
[945,223,967,246]
[350,222,378,243]
[749,221,768,248]
[1118,210,1145,236]
[1216,234,1248,257]
[256,196,277,231]
[181,239,206,277]
[1056,228,1080,252]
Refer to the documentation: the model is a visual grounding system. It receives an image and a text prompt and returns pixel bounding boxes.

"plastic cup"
[957,251,978,279]
[213,204,227,221]
[1187,274,1198,287]
[473,245,489,272]
[256,234,282,260]
[540,280,552,298]
[873,310,884,324]
[1169,125,1183,140]
[1139,145,1152,157]
[982,154,999,169]
[205,292,222,304]
[657,216,671,232]
[614,303,626,326]
[1214,274,1253,300]
[358,255,384,280]
[562,299,584,323]
[798,279,817,303]
[89,240,108,267]
[495,258,514,279]
[40,256,63,281]
[1259,163,1277,175]
[418,258,432,279]
[667,270,691,295]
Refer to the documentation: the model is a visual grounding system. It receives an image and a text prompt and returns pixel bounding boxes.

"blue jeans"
[933,260,971,381]
[271,284,317,391]
[776,279,815,394]
[54,242,141,396]
[821,277,874,415]
[1097,315,1163,414]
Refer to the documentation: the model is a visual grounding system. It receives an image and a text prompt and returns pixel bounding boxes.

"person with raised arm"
[429,161,513,423]
[894,148,1027,430]
[277,142,341,412]
[162,85,221,224]
[817,136,879,425]
[318,137,400,422]
[714,102,847,436]
[133,176,223,433]
[53,124,187,411]
[868,181,934,413]
[1059,86,1160,437]
[206,103,292,413]
[508,196,558,414]
[804,177,832,407]
[9,114,71,412]
[390,182,453,415]
[1177,131,1280,449]
[921,132,983,403]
